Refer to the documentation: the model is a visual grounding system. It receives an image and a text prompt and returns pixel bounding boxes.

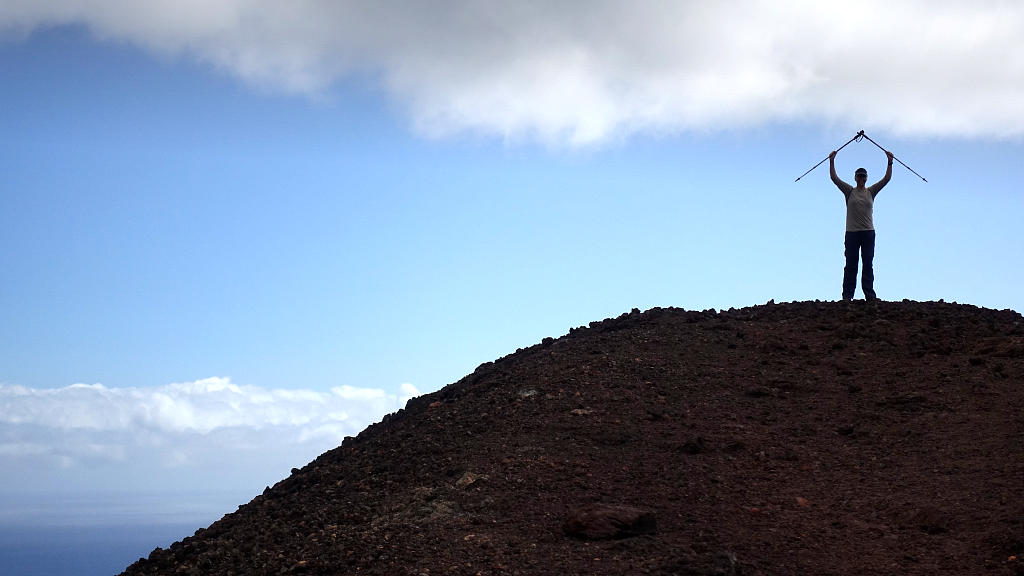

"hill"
[120,300,1024,575]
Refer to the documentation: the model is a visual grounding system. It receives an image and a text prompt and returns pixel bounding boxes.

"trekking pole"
[858,132,928,182]
[794,130,865,182]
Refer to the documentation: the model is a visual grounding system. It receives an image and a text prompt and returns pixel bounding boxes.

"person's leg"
[861,230,876,300]
[843,232,860,300]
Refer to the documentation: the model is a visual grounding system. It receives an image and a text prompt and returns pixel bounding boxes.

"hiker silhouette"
[829,148,894,301]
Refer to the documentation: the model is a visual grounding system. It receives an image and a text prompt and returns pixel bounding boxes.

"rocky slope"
[120,300,1024,575]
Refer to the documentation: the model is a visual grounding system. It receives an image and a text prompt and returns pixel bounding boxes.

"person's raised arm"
[870,151,894,196]
[830,151,850,193]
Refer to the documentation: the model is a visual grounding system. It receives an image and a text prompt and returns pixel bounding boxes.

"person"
[829,148,893,301]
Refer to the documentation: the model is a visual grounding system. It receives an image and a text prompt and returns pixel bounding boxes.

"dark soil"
[120,300,1024,575]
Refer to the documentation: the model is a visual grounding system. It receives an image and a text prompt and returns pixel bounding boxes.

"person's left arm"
[870,151,895,197]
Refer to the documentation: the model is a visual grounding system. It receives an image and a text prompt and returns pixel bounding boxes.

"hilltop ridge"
[122,300,1024,575]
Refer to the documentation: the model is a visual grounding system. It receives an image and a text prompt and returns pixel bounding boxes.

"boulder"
[563,504,656,540]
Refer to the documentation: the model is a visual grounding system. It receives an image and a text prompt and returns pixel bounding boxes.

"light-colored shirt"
[832,179,887,232]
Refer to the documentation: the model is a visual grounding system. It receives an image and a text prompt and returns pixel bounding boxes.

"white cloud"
[2,1,1023,144]
[0,378,420,493]
[0,377,419,434]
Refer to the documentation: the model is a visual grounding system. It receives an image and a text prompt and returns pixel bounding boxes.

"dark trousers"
[843,230,876,300]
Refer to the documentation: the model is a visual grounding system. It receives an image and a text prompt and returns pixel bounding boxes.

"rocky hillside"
[120,300,1024,575]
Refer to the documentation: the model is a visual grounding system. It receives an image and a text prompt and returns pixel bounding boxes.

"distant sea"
[0,524,199,576]
[0,490,252,576]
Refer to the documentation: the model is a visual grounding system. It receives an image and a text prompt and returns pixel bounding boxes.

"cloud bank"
[2,1,1023,144]
[0,378,419,493]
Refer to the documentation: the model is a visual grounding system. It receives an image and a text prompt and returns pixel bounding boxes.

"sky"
[1,1,1023,519]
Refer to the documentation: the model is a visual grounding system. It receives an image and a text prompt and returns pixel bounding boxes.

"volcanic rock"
[563,504,656,540]
[120,300,1024,575]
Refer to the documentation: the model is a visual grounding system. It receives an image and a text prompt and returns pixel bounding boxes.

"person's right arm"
[829,151,852,195]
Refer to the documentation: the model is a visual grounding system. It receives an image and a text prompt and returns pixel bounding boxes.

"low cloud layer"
[0,378,419,494]
[3,1,1023,144]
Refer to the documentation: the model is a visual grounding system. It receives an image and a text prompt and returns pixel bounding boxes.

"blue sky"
[1,2,1023,508]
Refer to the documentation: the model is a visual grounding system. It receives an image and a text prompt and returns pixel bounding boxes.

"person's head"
[855,167,867,185]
